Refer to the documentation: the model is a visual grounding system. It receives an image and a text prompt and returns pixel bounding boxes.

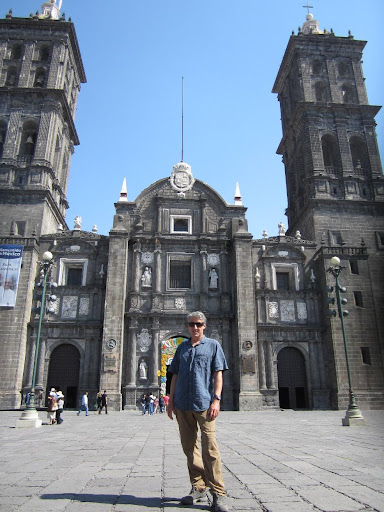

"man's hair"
[187,311,207,324]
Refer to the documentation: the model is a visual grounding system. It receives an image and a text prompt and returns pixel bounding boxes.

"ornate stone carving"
[78,297,89,316]
[137,329,152,352]
[297,302,308,320]
[169,162,195,194]
[62,296,78,318]
[207,253,220,267]
[175,297,186,310]
[243,340,253,351]
[106,338,117,350]
[280,300,295,322]
[141,252,153,264]
[268,301,279,319]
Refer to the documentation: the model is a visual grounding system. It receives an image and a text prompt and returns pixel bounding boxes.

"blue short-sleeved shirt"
[169,335,229,412]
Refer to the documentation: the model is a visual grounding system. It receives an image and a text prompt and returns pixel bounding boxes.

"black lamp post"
[16,251,54,428]
[327,256,366,426]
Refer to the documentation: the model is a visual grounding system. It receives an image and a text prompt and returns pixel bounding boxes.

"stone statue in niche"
[139,360,148,380]
[141,267,152,287]
[209,268,218,289]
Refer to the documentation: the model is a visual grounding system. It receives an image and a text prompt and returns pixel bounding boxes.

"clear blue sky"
[6,1,384,238]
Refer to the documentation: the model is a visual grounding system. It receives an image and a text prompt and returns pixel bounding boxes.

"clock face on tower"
[141,252,153,264]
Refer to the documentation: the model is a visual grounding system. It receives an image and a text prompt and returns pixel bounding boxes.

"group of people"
[140,393,168,415]
[77,390,108,416]
[46,388,65,425]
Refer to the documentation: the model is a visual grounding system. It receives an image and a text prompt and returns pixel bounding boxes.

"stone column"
[133,241,141,293]
[99,229,129,410]
[258,340,267,390]
[154,243,162,293]
[200,248,208,294]
[309,341,321,389]
[127,320,137,387]
[220,249,228,293]
[150,319,160,388]
[4,110,22,159]
[266,341,275,389]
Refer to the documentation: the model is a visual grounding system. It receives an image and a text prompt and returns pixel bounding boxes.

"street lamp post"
[327,256,366,426]
[16,251,54,428]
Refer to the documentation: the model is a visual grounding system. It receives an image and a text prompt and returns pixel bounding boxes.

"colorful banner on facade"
[0,245,23,307]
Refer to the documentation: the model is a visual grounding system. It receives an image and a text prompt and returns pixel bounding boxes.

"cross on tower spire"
[302,3,313,14]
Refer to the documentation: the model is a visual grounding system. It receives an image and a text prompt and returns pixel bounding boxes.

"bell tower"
[273,12,384,409]
[0,2,86,409]
[273,12,383,244]
[0,2,86,238]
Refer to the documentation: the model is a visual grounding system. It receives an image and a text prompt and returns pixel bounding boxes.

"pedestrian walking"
[101,390,108,414]
[140,394,146,415]
[77,391,89,416]
[168,311,229,512]
[97,392,103,414]
[56,391,64,424]
[47,388,58,425]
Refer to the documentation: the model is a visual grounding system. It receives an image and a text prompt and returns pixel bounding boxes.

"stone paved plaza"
[0,409,383,512]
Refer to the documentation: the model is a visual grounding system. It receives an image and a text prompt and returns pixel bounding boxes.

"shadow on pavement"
[41,494,210,508]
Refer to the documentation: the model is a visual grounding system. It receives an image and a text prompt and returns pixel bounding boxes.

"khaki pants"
[175,408,226,496]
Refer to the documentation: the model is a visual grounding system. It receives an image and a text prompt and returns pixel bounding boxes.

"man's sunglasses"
[188,322,205,327]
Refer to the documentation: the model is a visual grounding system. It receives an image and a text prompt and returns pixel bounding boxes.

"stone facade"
[0,7,383,412]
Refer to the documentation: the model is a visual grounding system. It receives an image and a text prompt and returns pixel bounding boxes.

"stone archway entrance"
[46,344,80,408]
[277,347,308,409]
[161,336,188,395]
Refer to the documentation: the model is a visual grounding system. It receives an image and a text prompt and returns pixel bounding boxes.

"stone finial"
[118,177,128,202]
[234,182,242,206]
[262,229,268,239]
[92,225,98,233]
[295,230,302,239]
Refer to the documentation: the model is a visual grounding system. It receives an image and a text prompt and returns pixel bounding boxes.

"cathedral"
[0,2,383,412]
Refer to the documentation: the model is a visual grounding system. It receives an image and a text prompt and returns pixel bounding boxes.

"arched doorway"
[46,344,80,408]
[277,347,308,409]
[161,336,188,395]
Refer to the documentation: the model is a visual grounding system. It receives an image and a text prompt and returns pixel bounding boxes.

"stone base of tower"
[312,389,332,410]
[238,391,264,411]
[0,391,24,411]
[337,391,384,411]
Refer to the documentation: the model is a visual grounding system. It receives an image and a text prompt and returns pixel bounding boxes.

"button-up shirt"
[169,335,228,412]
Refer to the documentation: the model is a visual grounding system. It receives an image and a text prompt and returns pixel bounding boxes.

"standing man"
[167,311,229,512]
[77,391,89,416]
[101,390,108,414]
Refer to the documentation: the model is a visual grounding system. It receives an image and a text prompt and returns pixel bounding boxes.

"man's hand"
[167,399,175,420]
[208,398,220,420]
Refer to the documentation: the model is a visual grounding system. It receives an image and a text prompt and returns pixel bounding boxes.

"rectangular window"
[67,267,83,286]
[169,260,191,289]
[361,347,371,365]
[353,291,363,307]
[58,258,88,286]
[331,231,342,245]
[276,272,290,290]
[350,259,359,275]
[170,215,191,234]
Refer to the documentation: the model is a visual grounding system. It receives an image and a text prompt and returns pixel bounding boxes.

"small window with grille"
[168,254,192,289]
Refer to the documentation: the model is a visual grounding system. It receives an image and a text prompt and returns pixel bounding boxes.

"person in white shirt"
[77,391,89,416]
